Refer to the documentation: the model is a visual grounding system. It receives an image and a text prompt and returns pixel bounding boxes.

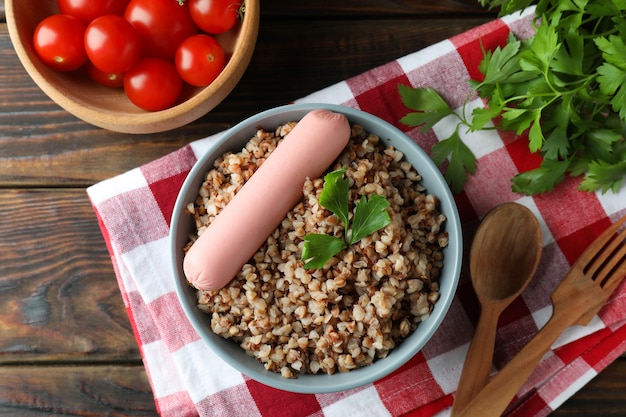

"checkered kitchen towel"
[87,7,626,417]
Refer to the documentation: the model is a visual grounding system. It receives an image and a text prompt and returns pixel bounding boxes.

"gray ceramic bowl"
[170,103,462,393]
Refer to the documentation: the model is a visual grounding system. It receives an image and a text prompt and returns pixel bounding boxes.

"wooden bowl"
[5,0,260,134]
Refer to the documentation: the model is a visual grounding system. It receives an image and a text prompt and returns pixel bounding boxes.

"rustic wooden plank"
[0,189,141,363]
[0,365,157,416]
[1,1,497,23]
[261,0,494,16]
[552,357,626,416]
[0,16,491,187]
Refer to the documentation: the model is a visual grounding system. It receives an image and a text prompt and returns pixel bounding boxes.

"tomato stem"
[237,0,246,21]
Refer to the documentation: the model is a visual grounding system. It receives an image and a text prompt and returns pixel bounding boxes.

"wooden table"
[1,1,624,415]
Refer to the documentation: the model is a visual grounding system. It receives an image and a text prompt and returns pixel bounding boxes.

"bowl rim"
[5,0,260,134]
[169,103,463,393]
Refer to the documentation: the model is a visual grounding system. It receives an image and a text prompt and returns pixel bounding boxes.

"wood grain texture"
[0,1,624,415]
[551,359,626,416]
[260,0,490,16]
[1,1,495,22]
[0,190,140,363]
[0,365,157,416]
[458,216,626,417]
[0,16,492,187]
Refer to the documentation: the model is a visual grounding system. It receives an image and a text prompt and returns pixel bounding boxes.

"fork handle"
[456,309,578,417]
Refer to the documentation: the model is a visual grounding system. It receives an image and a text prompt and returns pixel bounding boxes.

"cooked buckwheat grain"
[184,121,448,378]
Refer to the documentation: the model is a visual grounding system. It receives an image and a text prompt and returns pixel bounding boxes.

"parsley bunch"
[301,168,391,269]
[400,0,626,195]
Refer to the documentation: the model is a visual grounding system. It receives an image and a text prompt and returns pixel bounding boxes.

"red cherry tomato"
[84,15,142,74]
[175,34,225,87]
[33,14,87,72]
[188,0,240,34]
[124,58,183,111]
[57,0,130,24]
[86,61,124,88]
[125,0,198,60]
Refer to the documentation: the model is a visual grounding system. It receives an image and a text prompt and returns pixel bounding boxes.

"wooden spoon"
[450,202,542,416]
[457,213,626,417]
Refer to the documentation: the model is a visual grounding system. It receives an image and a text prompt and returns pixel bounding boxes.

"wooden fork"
[457,214,626,417]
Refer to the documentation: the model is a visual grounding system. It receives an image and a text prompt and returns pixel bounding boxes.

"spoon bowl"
[470,203,543,303]
[451,202,542,416]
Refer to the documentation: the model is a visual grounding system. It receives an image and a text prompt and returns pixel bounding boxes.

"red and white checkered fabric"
[87,7,626,416]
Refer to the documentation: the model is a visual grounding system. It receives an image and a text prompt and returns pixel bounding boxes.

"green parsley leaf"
[478,0,537,15]
[512,158,570,195]
[318,168,350,230]
[398,84,454,132]
[350,195,391,245]
[540,101,572,159]
[587,129,624,155]
[552,28,584,76]
[595,35,626,119]
[470,86,505,130]
[470,103,503,131]
[301,234,347,270]
[431,130,477,194]
[527,22,560,72]
[302,168,392,269]
[527,112,545,153]
[579,159,626,193]
[399,84,478,193]
[474,36,522,90]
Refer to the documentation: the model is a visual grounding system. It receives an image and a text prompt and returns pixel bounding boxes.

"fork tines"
[584,215,626,288]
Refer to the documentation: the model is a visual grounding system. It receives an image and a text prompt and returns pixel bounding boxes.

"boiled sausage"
[183,109,351,291]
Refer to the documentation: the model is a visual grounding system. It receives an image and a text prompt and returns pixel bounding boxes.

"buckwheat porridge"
[183,121,449,378]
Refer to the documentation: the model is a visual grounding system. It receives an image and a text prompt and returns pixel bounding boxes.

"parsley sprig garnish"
[400,0,626,195]
[398,85,477,194]
[301,168,391,269]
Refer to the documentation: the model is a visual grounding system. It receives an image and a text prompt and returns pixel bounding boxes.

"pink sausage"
[183,109,351,291]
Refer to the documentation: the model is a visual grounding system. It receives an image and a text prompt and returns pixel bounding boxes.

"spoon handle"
[456,308,577,417]
[450,303,500,416]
